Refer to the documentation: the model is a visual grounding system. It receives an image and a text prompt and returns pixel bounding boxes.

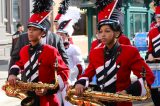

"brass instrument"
[2,58,59,106]
[2,82,34,106]
[66,68,151,106]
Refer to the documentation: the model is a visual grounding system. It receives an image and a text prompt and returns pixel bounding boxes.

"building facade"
[0,0,32,37]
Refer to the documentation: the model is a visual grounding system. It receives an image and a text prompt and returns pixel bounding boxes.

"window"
[4,0,8,31]
[12,0,20,32]
[130,13,147,38]
[13,0,20,19]
[130,0,145,7]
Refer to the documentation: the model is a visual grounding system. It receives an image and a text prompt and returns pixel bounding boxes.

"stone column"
[0,0,7,42]
[20,0,31,31]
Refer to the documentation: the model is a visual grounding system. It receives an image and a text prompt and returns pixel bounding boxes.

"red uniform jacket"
[118,34,131,45]
[150,22,156,30]
[78,44,154,106]
[90,39,104,51]
[10,44,69,106]
[148,27,160,58]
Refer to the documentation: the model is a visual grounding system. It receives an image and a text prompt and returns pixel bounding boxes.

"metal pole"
[87,7,93,54]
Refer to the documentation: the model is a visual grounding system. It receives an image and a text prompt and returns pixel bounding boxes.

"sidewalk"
[0,43,11,65]
[0,64,21,106]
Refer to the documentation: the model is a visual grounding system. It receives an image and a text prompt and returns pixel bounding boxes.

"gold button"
[108,9,110,11]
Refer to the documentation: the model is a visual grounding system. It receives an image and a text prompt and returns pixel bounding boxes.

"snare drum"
[148,63,160,88]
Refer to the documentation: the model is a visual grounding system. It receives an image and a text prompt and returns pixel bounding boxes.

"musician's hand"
[7,75,18,86]
[117,90,128,95]
[66,82,70,92]
[35,88,48,96]
[35,82,47,96]
[147,54,155,62]
[75,84,85,96]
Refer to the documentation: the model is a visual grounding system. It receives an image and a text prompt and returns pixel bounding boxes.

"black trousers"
[151,88,160,106]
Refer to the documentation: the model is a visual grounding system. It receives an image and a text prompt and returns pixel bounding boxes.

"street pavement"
[0,63,21,106]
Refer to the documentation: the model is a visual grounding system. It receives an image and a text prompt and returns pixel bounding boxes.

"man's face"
[156,15,160,24]
[56,32,68,42]
[27,26,45,42]
[18,26,24,32]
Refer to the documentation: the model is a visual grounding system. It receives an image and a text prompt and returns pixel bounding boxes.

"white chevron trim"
[96,65,104,74]
[32,60,38,69]
[25,60,38,77]
[96,59,111,74]
[10,65,20,70]
[98,75,104,81]
[28,71,38,82]
[155,46,160,52]
[94,43,104,49]
[24,53,36,69]
[153,40,160,46]
[26,70,30,76]
[107,63,116,75]
[152,34,160,42]
[105,59,111,68]
[104,75,117,87]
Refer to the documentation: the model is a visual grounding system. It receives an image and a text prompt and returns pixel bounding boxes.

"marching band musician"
[146,5,160,106]
[54,0,74,44]
[75,18,155,106]
[149,0,160,30]
[89,0,131,87]
[56,7,85,106]
[9,0,69,76]
[7,0,69,106]
[74,0,155,106]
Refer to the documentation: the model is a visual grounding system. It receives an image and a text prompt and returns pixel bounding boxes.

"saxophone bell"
[21,96,34,106]
[2,84,34,106]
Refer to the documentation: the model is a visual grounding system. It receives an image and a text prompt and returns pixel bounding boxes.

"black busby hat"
[27,0,54,32]
[97,19,119,31]
[96,0,124,31]
[54,0,70,22]
[96,0,118,22]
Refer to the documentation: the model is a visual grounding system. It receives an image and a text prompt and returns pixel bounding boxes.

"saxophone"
[66,68,151,106]
[2,58,59,106]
